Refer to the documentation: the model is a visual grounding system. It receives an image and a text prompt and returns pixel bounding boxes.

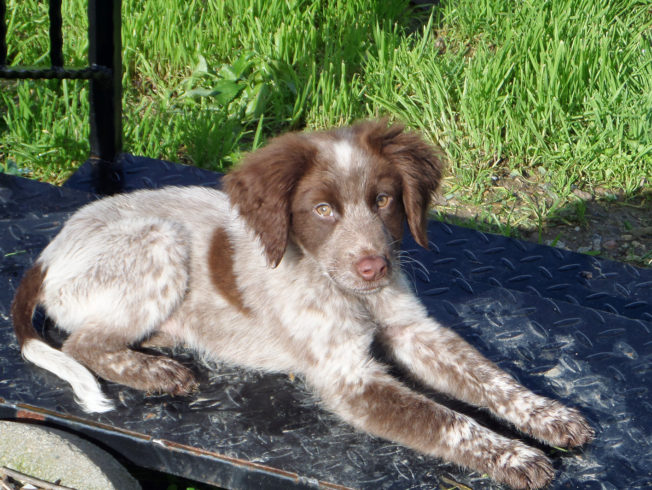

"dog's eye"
[376,194,392,209]
[314,203,334,217]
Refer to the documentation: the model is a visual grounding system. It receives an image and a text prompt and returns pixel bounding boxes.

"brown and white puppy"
[11,121,593,489]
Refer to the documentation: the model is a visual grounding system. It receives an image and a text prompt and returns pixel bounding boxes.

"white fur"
[15,123,588,488]
[22,339,114,413]
[331,140,355,172]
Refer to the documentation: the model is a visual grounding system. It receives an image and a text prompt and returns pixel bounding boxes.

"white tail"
[22,339,114,413]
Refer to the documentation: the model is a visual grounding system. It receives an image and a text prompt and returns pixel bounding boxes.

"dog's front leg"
[309,363,554,489]
[368,288,594,450]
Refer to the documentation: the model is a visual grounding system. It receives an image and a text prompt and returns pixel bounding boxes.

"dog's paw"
[144,357,198,395]
[491,443,554,490]
[525,400,594,448]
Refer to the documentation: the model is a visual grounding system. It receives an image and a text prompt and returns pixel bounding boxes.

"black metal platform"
[1,158,650,489]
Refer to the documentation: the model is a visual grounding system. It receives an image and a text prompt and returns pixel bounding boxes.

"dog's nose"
[355,256,388,282]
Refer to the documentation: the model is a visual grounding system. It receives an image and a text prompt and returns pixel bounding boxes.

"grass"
[1,0,651,243]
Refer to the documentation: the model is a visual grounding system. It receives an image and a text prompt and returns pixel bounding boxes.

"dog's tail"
[11,264,114,413]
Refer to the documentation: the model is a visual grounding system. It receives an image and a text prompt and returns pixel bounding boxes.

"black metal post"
[48,0,64,68]
[48,0,63,68]
[0,0,7,66]
[88,0,123,194]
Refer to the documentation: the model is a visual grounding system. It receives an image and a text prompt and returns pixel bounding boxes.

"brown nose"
[355,255,388,282]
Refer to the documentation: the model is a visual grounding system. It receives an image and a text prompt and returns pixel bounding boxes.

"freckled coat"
[11,121,593,490]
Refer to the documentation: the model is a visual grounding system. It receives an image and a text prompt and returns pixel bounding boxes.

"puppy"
[11,121,593,489]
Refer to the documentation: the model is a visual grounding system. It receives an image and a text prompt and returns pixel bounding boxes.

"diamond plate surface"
[0,173,96,219]
[63,154,223,193]
[423,221,652,323]
[1,164,650,489]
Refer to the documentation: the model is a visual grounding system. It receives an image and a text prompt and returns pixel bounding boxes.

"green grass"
[1,0,651,220]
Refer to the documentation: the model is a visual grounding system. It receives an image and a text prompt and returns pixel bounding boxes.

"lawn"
[1,0,651,264]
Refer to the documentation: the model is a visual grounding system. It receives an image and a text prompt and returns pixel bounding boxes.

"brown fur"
[290,163,344,256]
[62,328,197,394]
[223,133,318,267]
[11,264,45,346]
[356,120,444,248]
[208,228,251,314]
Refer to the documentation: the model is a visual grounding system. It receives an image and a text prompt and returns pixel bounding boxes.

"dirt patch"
[433,173,651,268]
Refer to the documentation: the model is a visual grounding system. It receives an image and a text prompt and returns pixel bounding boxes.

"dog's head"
[224,120,445,294]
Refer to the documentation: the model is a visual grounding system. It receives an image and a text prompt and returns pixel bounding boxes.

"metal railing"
[0,0,123,191]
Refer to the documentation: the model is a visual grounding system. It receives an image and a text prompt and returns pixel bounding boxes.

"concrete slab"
[0,420,140,490]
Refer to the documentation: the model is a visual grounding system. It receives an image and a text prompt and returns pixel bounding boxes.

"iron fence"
[0,0,123,189]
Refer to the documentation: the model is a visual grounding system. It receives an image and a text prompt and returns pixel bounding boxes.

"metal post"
[88,0,123,194]
[0,0,7,67]
[48,0,64,68]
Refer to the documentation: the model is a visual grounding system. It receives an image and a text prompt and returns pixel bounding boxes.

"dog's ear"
[363,121,445,249]
[223,133,316,267]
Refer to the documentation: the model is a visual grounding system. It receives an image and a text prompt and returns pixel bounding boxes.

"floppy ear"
[363,121,445,249]
[223,133,316,267]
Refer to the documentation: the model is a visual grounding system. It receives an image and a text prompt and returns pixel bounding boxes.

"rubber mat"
[1,160,650,489]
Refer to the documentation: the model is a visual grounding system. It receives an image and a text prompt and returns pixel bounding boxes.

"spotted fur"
[11,121,593,489]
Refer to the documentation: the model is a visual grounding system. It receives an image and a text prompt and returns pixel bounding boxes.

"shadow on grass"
[432,189,652,268]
